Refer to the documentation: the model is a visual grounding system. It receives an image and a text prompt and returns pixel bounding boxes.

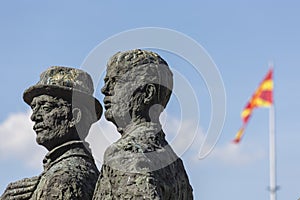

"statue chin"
[36,136,50,149]
[36,135,45,145]
[104,109,123,124]
[36,134,59,150]
[104,110,113,121]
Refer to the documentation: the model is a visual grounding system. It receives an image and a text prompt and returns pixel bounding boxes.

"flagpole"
[269,104,277,200]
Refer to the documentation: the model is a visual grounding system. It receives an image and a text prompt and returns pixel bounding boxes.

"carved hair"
[107,49,173,108]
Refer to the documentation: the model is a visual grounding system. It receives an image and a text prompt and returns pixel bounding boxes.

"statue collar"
[42,140,93,170]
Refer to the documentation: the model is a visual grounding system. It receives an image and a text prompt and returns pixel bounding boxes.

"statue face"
[30,95,72,150]
[101,66,136,129]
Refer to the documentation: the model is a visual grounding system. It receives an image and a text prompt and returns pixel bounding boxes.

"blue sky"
[1,1,300,199]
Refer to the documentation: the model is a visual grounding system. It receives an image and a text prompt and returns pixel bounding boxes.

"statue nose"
[101,81,114,96]
[31,110,42,122]
[101,84,108,94]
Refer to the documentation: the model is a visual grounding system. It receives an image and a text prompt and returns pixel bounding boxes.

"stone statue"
[1,66,102,200]
[93,49,193,199]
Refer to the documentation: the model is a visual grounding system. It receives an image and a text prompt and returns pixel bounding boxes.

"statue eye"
[30,103,36,109]
[41,104,52,112]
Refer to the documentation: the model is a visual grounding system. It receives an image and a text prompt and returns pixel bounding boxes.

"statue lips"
[103,97,112,110]
[33,124,45,134]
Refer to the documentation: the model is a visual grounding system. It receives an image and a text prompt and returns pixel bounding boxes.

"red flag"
[233,68,273,143]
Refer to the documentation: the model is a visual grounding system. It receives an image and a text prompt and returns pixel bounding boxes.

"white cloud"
[162,116,205,157]
[0,111,265,172]
[209,143,266,166]
[161,113,264,167]
[86,119,120,167]
[0,111,121,170]
[0,111,46,169]
[161,114,266,166]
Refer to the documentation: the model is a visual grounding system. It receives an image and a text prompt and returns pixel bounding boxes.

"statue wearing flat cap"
[93,49,193,200]
[1,66,102,200]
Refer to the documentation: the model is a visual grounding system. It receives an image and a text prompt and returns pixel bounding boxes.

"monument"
[93,49,193,199]
[1,66,102,200]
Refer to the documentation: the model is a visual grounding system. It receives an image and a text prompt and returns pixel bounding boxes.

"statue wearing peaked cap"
[1,66,102,200]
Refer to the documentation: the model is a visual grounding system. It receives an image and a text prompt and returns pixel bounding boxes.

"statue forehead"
[106,64,123,76]
[106,63,158,78]
[31,94,65,105]
[106,49,168,77]
[104,50,173,91]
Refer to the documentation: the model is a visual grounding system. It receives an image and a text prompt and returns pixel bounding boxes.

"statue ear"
[144,84,156,104]
[69,107,82,128]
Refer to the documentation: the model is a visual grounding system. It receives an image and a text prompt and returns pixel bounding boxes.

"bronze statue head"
[23,66,102,150]
[102,49,173,133]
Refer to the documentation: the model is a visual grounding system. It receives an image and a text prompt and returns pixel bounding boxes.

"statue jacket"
[2,141,99,200]
[93,122,193,200]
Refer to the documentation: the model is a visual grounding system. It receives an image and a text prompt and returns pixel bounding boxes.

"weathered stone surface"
[1,66,102,200]
[93,49,193,200]
[94,122,193,200]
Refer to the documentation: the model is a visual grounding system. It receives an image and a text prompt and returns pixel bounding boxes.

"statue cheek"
[43,112,57,128]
